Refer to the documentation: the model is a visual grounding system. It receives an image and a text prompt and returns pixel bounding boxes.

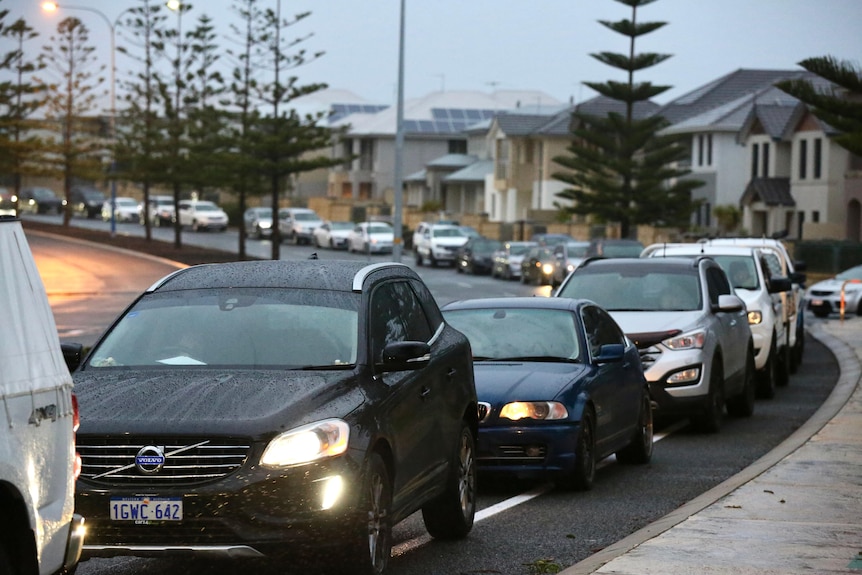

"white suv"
[643,244,793,399]
[0,216,84,574]
[278,207,323,245]
[414,224,469,267]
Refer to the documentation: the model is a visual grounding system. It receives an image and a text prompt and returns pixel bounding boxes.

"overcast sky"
[9,0,862,109]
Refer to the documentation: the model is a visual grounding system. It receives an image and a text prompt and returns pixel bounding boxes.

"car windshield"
[82,190,104,200]
[559,268,702,312]
[432,227,464,238]
[253,208,272,218]
[508,244,532,256]
[444,308,581,362]
[368,223,392,234]
[193,203,218,211]
[836,266,862,281]
[33,189,56,199]
[567,244,589,257]
[294,212,319,221]
[710,255,760,290]
[155,198,173,207]
[87,287,359,369]
[474,240,502,253]
[330,221,354,230]
[600,243,644,257]
[116,198,137,207]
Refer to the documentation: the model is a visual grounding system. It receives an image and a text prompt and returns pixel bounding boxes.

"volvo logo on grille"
[135,445,166,474]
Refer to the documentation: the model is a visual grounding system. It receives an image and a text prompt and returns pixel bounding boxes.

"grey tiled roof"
[444,160,494,183]
[740,177,795,207]
[575,95,660,120]
[427,154,478,168]
[494,114,555,136]
[656,69,813,125]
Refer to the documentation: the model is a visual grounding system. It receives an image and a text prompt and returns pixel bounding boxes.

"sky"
[6,0,862,111]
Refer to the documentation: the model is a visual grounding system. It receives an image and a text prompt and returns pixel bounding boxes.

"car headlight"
[747,310,763,325]
[663,329,706,350]
[499,401,568,420]
[261,419,349,467]
[541,263,554,275]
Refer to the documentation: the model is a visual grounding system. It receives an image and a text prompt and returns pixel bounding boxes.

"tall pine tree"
[553,0,700,238]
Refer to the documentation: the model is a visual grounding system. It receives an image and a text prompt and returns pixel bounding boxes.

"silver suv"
[643,244,793,399]
[555,257,755,432]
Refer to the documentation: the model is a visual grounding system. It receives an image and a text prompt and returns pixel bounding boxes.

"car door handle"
[420,386,432,399]
[447,368,457,380]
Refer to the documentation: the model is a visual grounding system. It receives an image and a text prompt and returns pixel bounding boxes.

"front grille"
[84,518,240,546]
[79,436,251,486]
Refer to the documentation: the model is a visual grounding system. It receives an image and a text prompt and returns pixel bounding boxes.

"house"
[326,90,562,205]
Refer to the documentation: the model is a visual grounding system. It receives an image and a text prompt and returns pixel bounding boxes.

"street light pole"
[166,0,184,249]
[41,2,125,237]
[392,0,406,262]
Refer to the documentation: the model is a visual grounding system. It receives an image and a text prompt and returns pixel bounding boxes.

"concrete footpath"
[564,317,862,575]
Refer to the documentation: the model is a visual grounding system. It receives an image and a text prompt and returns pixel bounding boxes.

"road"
[26,221,839,575]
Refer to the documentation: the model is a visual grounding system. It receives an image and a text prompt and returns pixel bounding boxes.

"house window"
[359,139,374,171]
[698,135,704,166]
[812,211,820,223]
[705,202,711,227]
[751,144,759,178]
[495,140,509,180]
[342,139,353,170]
[797,211,805,239]
[762,142,770,178]
[706,134,713,166]
[814,138,822,179]
[448,139,467,154]
[799,139,808,180]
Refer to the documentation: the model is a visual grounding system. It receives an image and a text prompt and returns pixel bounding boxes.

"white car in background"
[278,207,323,245]
[313,220,354,249]
[806,264,862,318]
[101,197,140,223]
[140,195,175,227]
[347,221,394,253]
[414,224,469,267]
[177,200,229,232]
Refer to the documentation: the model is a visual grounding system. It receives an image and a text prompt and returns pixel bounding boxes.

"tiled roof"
[575,95,659,120]
[740,177,795,207]
[427,154,478,168]
[444,160,494,183]
[494,114,556,136]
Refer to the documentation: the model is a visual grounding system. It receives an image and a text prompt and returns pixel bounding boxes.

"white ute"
[0,216,84,575]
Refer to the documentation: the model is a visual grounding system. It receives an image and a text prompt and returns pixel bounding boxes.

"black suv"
[67,260,478,574]
[70,186,106,219]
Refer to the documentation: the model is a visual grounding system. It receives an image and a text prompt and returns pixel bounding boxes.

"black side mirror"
[61,343,84,372]
[767,276,793,294]
[378,341,431,372]
[595,343,625,363]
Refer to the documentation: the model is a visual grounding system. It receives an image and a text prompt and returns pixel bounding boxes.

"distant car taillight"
[72,393,81,480]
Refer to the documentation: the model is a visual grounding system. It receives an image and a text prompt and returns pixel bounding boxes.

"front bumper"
[641,348,710,415]
[76,455,363,560]
[476,422,580,479]
[63,513,86,571]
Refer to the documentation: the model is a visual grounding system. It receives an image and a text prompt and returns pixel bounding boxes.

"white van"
[0,216,84,574]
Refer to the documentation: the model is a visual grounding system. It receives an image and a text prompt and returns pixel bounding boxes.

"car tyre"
[615,392,654,464]
[776,343,791,387]
[562,408,595,491]
[757,339,777,399]
[694,361,724,433]
[422,422,476,540]
[342,452,392,575]
[727,346,756,418]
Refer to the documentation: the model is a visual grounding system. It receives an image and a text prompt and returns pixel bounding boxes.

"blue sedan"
[442,297,652,490]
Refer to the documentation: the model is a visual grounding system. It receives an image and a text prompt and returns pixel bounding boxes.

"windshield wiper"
[299,364,354,370]
[486,356,580,363]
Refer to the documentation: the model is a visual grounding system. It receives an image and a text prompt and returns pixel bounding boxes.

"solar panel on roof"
[431,109,448,120]
[465,110,481,120]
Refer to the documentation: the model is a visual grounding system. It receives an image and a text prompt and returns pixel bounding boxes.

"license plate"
[811,299,824,306]
[110,497,183,522]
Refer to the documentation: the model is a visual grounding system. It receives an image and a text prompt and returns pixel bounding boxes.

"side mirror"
[794,260,807,272]
[595,343,625,363]
[790,271,807,286]
[378,341,431,372]
[767,276,793,294]
[714,293,745,313]
[61,343,84,372]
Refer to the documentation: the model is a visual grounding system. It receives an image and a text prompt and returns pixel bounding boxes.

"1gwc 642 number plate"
[110,497,183,522]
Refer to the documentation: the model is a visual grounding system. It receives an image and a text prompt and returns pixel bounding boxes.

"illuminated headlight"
[541,263,554,275]
[747,310,763,325]
[261,419,349,467]
[666,367,701,386]
[566,264,575,273]
[663,329,706,350]
[499,401,568,421]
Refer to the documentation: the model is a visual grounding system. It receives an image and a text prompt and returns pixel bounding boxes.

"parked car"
[459,225,481,239]
[695,237,807,370]
[491,241,536,280]
[0,216,84,575]
[101,196,140,223]
[455,237,502,274]
[177,199,228,232]
[414,224,469,267]
[0,187,15,216]
[441,296,653,489]
[642,244,792,399]
[19,186,64,214]
[67,260,478,573]
[551,241,590,286]
[806,264,862,317]
[531,232,574,246]
[243,206,274,239]
[69,185,106,219]
[139,195,175,227]
[347,221,395,253]
[278,207,323,245]
[520,245,557,285]
[555,257,755,432]
[313,220,354,249]
[586,238,644,258]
